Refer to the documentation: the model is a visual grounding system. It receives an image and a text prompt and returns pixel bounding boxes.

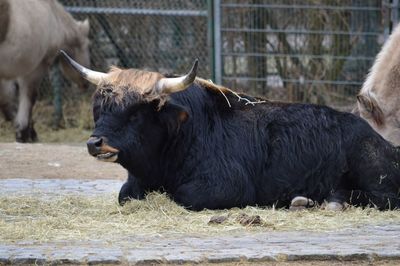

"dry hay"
[1,192,400,244]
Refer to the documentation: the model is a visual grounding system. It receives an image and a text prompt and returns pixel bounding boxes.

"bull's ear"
[158,102,189,133]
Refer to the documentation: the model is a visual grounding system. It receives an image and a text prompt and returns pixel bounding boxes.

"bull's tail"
[356,93,385,127]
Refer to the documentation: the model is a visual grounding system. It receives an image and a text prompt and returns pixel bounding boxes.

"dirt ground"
[0,142,126,180]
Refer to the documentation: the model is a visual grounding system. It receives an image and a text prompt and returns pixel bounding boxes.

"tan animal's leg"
[15,64,48,142]
[0,79,17,121]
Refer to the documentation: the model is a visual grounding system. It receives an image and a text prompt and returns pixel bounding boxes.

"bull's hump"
[0,0,10,44]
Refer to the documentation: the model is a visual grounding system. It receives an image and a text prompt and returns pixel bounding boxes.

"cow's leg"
[0,79,17,121]
[15,80,37,142]
[118,173,145,205]
[15,64,47,142]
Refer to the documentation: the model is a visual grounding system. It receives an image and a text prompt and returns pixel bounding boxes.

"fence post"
[392,0,399,28]
[212,0,222,84]
[50,64,64,129]
[384,0,399,39]
[207,0,215,82]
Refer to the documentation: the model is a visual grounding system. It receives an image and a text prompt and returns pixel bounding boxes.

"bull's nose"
[87,136,103,156]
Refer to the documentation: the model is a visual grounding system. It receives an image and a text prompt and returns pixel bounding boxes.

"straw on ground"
[1,192,399,243]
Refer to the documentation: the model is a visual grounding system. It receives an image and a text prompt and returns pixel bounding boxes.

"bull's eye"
[93,105,100,122]
[129,112,139,122]
[101,87,114,97]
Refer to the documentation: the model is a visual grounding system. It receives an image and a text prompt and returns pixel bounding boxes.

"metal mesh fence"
[41,0,398,111]
[217,0,387,108]
[41,0,209,99]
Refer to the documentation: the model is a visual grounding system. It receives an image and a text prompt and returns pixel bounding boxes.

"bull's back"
[256,104,351,203]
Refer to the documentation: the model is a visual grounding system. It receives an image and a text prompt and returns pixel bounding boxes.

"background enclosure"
[47,0,398,110]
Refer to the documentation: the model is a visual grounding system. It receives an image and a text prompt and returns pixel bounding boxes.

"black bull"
[62,52,400,211]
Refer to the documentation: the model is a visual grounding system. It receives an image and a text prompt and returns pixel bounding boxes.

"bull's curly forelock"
[96,66,168,106]
[94,66,260,110]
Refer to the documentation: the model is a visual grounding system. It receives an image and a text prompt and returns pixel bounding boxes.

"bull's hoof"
[118,197,130,206]
[289,205,306,211]
[289,196,314,211]
[118,182,136,206]
[322,201,344,211]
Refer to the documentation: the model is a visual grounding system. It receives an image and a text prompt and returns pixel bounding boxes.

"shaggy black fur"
[91,82,400,210]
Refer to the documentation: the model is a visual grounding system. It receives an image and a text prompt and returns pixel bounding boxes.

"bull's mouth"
[87,136,119,162]
[96,151,118,162]
[96,144,119,162]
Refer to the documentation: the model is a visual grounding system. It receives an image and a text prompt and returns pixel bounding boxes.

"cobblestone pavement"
[1,179,400,265]
[0,178,122,197]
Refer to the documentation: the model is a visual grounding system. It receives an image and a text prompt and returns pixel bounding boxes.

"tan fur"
[0,0,90,79]
[99,67,165,105]
[96,68,272,113]
[195,77,231,94]
[0,0,90,141]
[0,0,10,43]
[106,67,164,93]
[357,23,400,145]
[97,70,235,107]
[356,94,385,126]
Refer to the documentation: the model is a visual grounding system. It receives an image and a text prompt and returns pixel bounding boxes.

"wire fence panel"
[42,0,396,111]
[218,0,386,109]
[41,0,209,100]
[63,0,209,74]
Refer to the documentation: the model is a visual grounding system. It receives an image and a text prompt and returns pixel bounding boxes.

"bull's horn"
[156,59,198,94]
[59,50,108,85]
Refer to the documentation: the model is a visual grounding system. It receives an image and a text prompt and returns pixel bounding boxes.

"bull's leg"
[346,137,400,210]
[326,189,400,210]
[173,178,256,211]
[118,173,145,205]
[15,64,47,142]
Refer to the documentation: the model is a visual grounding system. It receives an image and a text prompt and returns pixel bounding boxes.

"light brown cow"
[0,0,90,142]
[356,23,400,146]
